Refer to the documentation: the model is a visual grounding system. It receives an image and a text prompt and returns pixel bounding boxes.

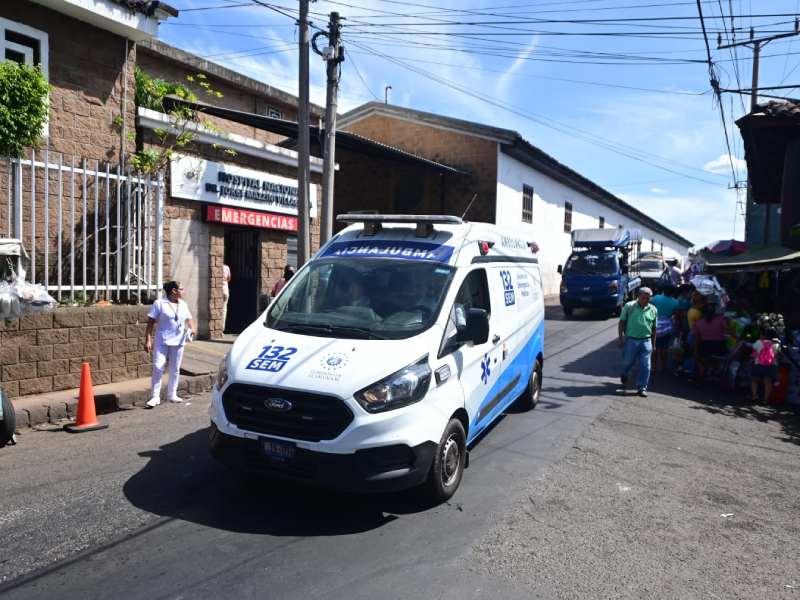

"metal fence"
[2,150,163,303]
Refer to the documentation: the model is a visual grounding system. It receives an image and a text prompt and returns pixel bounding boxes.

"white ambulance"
[210,214,545,501]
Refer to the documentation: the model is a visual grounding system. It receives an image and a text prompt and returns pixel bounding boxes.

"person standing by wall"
[618,287,658,397]
[271,265,295,298]
[145,281,194,408]
[221,263,231,333]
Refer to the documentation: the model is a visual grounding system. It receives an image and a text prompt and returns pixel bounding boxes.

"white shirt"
[149,298,192,346]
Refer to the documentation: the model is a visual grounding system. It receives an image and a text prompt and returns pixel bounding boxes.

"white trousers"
[221,289,230,332]
[151,343,185,400]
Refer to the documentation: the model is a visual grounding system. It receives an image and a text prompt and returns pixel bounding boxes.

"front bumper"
[560,293,618,309]
[209,423,437,493]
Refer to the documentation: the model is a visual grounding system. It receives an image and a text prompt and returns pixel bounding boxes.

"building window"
[1,17,48,78]
[563,201,572,233]
[267,106,283,119]
[599,216,605,229]
[659,242,663,252]
[651,239,655,250]
[522,184,533,223]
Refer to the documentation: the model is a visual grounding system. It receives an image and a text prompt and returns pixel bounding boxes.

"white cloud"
[619,187,744,249]
[649,187,668,194]
[703,154,747,175]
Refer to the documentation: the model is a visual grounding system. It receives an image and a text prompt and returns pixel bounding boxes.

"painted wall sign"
[170,153,317,217]
[205,205,298,232]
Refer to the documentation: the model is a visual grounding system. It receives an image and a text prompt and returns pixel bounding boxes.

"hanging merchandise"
[757,271,770,289]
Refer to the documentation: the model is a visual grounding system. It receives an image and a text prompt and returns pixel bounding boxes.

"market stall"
[677,245,800,406]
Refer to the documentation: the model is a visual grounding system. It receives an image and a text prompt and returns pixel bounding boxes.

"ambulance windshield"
[266,258,455,339]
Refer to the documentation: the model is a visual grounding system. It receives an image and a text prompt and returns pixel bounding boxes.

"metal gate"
[2,150,163,303]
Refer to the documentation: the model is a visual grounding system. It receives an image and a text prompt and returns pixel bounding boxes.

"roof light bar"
[336,214,463,225]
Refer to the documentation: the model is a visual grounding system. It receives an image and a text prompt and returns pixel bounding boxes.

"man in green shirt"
[618,287,658,397]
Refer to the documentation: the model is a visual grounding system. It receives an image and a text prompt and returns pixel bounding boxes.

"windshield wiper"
[271,322,388,339]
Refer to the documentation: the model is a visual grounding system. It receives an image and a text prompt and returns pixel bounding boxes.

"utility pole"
[296,0,311,266]
[314,12,344,245]
[718,21,800,245]
[718,22,800,109]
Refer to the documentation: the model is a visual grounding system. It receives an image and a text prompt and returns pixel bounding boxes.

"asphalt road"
[0,308,632,599]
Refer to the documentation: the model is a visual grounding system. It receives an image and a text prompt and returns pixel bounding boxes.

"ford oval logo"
[265,397,292,412]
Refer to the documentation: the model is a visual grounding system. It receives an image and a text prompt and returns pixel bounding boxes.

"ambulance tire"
[424,418,466,503]
[517,359,542,411]
[0,388,15,448]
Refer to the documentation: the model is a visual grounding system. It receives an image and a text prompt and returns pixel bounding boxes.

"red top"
[692,315,727,342]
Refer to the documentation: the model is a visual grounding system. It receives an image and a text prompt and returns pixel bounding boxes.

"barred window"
[522,184,533,223]
[563,202,573,233]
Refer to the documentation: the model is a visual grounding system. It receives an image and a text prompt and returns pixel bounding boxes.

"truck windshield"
[639,260,664,271]
[265,258,456,340]
[564,252,618,275]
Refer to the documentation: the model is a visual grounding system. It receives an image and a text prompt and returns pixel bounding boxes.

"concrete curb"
[11,373,216,430]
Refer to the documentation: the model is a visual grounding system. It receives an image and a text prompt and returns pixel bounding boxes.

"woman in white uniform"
[144,281,194,408]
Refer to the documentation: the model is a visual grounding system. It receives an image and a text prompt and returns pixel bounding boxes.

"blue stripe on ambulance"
[467,317,545,444]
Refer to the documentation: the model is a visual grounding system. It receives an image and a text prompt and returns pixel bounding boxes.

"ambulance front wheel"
[424,418,466,503]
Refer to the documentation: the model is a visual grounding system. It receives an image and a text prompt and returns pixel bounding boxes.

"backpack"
[756,340,776,366]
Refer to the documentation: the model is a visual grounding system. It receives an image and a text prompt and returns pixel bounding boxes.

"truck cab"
[558,228,642,317]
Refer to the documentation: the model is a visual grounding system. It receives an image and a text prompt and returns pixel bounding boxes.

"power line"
[347,53,379,101]
[347,38,727,185]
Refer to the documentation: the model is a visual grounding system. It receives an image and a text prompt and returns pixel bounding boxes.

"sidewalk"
[10,336,235,429]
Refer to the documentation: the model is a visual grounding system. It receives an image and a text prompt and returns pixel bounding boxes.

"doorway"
[224,228,261,334]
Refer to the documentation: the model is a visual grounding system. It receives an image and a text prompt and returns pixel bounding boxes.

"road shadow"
[545,304,613,323]
[123,428,439,538]
[657,376,800,446]
[559,339,621,378]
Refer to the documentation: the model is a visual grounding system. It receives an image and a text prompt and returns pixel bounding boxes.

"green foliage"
[134,67,197,112]
[132,68,232,175]
[0,61,50,158]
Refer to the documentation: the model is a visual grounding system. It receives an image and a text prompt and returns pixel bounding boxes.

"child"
[750,328,781,404]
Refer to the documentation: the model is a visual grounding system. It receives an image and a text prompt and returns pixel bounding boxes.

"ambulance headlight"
[355,356,432,413]
[216,352,230,389]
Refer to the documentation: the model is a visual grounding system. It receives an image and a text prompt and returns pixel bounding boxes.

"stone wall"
[0,306,151,399]
[341,115,498,223]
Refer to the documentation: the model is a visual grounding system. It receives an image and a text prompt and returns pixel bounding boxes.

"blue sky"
[158,0,800,248]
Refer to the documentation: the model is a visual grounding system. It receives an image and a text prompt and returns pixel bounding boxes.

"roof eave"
[502,140,693,248]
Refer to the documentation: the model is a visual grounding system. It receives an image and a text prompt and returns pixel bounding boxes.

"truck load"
[558,228,642,318]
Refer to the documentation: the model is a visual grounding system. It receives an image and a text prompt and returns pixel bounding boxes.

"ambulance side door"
[441,267,500,442]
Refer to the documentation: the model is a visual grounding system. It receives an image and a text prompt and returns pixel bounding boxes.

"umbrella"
[705,239,747,255]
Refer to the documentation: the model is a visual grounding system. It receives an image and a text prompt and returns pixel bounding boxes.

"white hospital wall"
[495,150,690,297]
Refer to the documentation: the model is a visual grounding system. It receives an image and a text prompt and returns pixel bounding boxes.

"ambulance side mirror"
[557,265,563,274]
[456,308,490,345]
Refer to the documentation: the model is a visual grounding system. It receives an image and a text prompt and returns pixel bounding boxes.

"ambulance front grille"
[221,384,354,442]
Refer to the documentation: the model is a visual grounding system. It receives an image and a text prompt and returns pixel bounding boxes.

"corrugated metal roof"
[340,102,693,249]
[161,97,469,176]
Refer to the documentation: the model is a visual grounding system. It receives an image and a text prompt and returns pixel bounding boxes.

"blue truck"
[558,228,642,318]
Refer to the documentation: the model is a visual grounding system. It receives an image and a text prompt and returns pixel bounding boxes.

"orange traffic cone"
[64,362,109,433]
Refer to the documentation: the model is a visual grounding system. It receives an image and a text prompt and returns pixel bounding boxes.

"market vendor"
[692,304,728,376]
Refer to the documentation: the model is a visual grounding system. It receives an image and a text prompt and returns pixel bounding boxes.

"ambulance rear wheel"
[424,418,466,503]
[518,359,542,411]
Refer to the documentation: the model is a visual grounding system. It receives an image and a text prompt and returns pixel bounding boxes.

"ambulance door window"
[444,269,491,343]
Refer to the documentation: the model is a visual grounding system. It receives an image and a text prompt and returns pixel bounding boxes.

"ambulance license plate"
[261,437,296,461]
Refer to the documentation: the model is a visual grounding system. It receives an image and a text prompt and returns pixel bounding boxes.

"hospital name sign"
[169,153,317,218]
